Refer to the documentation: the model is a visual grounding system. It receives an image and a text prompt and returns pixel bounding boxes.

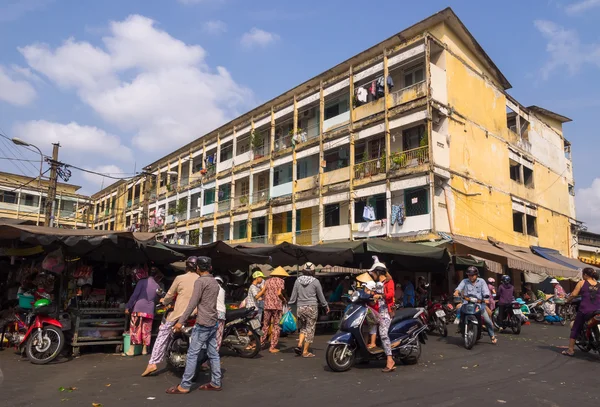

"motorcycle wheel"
[535,311,544,323]
[25,326,64,365]
[558,307,567,326]
[576,331,590,353]
[326,344,354,372]
[464,323,476,350]
[399,340,421,365]
[511,316,521,335]
[234,329,261,359]
[437,320,448,337]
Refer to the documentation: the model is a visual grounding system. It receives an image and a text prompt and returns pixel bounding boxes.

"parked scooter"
[0,295,64,364]
[440,294,456,324]
[326,289,427,372]
[426,299,448,337]
[492,301,522,334]
[527,298,545,323]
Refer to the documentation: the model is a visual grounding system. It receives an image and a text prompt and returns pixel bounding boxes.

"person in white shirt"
[214,276,227,349]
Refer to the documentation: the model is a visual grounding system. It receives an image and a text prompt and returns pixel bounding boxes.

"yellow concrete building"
[0,171,91,228]
[578,232,600,267]
[91,8,577,258]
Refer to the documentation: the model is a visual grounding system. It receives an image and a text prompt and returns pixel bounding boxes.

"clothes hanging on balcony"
[391,204,405,226]
[356,87,367,104]
[368,81,377,102]
[362,205,376,222]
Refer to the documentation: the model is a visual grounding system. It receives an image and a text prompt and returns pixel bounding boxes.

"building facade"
[0,171,91,228]
[578,231,600,267]
[91,8,577,256]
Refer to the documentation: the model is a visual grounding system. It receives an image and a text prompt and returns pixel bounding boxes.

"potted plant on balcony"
[240,195,248,206]
[361,151,370,177]
[417,132,429,164]
[168,207,176,216]
[391,152,407,170]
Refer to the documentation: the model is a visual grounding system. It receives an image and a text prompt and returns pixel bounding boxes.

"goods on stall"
[42,249,65,274]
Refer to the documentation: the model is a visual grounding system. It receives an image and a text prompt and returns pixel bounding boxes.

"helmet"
[197,256,212,272]
[487,277,495,283]
[33,298,51,309]
[185,256,198,271]
[303,262,316,272]
[371,266,387,278]
[501,275,511,284]
[214,276,224,285]
[252,271,265,279]
[466,266,479,276]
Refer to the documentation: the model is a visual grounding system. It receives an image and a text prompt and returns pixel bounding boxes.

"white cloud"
[202,20,227,35]
[240,28,280,49]
[565,0,600,14]
[19,14,253,153]
[534,20,600,79]
[10,64,43,83]
[12,120,132,162]
[0,65,37,106]
[577,178,600,232]
[81,164,126,188]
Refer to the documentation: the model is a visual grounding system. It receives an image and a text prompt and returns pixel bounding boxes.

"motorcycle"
[426,300,448,337]
[326,289,427,372]
[527,298,545,323]
[557,295,577,326]
[455,295,485,350]
[0,296,64,364]
[571,297,600,354]
[492,301,522,334]
[440,294,456,324]
[220,307,262,358]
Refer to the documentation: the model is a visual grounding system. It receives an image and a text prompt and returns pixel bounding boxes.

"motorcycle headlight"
[350,291,360,303]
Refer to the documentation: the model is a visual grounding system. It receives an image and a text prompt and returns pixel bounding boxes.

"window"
[252,217,266,237]
[286,211,292,233]
[239,179,250,196]
[403,125,425,150]
[509,159,521,182]
[526,214,537,237]
[220,142,233,162]
[405,188,429,217]
[404,65,424,87]
[0,191,17,204]
[297,156,319,179]
[325,204,340,227]
[203,188,215,205]
[324,97,349,120]
[237,135,250,155]
[22,194,37,207]
[325,103,339,120]
[324,147,349,172]
[354,194,386,223]
[513,211,524,233]
[219,184,231,200]
[564,142,572,160]
[569,184,575,196]
[273,163,292,186]
[523,166,534,189]
[235,220,247,239]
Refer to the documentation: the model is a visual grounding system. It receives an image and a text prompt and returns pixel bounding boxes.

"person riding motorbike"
[368,258,396,373]
[453,266,497,345]
[562,267,600,356]
[496,275,515,331]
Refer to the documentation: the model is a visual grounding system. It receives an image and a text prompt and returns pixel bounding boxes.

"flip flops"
[199,383,222,391]
[165,386,189,395]
[302,352,316,358]
[562,350,574,357]
[381,366,396,373]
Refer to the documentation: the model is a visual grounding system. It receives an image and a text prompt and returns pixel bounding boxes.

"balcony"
[296,228,320,245]
[271,232,293,245]
[388,82,427,108]
[218,199,231,213]
[203,165,216,178]
[59,210,76,219]
[274,134,293,152]
[251,188,269,205]
[354,157,386,180]
[233,194,250,207]
[322,224,351,242]
[323,111,350,133]
[251,235,268,244]
[389,146,429,171]
[253,145,269,160]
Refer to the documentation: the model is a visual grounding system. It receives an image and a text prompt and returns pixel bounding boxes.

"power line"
[0,137,34,177]
[9,168,51,192]
[0,131,44,175]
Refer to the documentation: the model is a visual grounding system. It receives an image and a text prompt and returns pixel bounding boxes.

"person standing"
[496,275,515,330]
[245,271,265,322]
[289,262,329,358]
[125,266,159,356]
[486,278,497,312]
[166,256,222,394]
[562,268,600,356]
[260,267,289,353]
[369,261,396,373]
[142,257,199,377]
[214,276,227,350]
[403,276,415,307]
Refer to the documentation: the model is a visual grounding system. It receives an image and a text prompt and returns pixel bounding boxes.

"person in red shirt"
[368,257,396,373]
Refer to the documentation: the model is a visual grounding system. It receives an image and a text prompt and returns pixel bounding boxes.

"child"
[364,281,384,349]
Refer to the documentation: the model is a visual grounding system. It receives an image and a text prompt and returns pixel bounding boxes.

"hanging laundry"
[363,205,376,222]
[367,81,377,102]
[391,204,405,226]
[376,76,385,98]
[387,75,394,90]
[356,87,367,104]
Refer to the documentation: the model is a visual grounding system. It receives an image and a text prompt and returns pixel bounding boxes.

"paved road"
[1,323,599,407]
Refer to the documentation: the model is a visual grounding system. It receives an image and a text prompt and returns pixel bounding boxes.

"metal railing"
[251,188,269,204]
[296,228,320,245]
[251,235,267,244]
[252,144,269,159]
[234,194,250,207]
[218,199,231,212]
[389,146,429,171]
[59,210,76,219]
[204,165,216,178]
[354,157,386,179]
[274,134,292,152]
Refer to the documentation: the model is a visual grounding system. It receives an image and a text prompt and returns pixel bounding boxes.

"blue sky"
[0,0,599,229]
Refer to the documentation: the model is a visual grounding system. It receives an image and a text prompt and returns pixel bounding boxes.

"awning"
[236,241,354,268]
[454,254,503,274]
[451,235,578,280]
[163,241,270,270]
[531,246,600,273]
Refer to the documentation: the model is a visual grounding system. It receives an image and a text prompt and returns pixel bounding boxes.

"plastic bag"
[42,248,65,274]
[279,310,297,334]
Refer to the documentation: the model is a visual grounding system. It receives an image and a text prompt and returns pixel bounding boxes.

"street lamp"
[12,137,45,225]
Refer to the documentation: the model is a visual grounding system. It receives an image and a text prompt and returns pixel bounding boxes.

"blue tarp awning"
[531,246,599,272]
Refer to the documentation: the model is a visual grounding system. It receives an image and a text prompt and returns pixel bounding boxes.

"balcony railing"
[296,228,320,245]
[59,210,76,219]
[251,188,269,204]
[389,146,429,171]
[252,144,269,159]
[218,199,231,212]
[274,134,292,152]
[354,157,386,179]
[251,235,267,244]
[204,165,216,178]
[234,194,250,207]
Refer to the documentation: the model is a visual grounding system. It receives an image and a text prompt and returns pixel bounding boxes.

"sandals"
[302,352,316,358]
[141,367,157,377]
[562,350,574,357]
[199,383,222,392]
[294,347,302,356]
[381,366,396,373]
[269,348,280,353]
[491,337,498,345]
[165,386,189,395]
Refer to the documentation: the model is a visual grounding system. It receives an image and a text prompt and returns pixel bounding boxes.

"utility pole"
[45,143,60,227]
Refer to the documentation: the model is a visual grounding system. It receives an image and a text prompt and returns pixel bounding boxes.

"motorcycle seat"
[391,308,419,325]
[225,307,254,321]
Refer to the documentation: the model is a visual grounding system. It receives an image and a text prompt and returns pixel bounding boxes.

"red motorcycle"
[424,299,448,337]
[0,297,64,364]
[441,294,456,324]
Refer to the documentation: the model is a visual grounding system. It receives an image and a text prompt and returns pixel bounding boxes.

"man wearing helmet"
[167,256,222,393]
[496,275,515,331]
[453,266,497,345]
[141,256,199,377]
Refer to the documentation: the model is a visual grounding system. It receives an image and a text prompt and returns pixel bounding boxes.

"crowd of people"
[118,253,600,394]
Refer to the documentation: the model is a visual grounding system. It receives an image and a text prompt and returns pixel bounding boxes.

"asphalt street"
[1,323,599,407]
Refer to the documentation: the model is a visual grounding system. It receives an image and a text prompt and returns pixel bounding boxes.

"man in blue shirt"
[453,267,497,345]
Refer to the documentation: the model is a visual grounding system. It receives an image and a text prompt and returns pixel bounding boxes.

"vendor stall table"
[69,308,127,356]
